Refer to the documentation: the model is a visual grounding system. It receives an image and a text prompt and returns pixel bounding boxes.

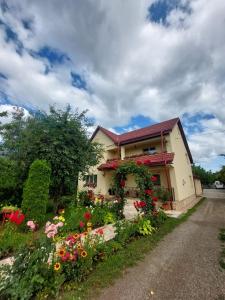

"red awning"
[98,152,174,171]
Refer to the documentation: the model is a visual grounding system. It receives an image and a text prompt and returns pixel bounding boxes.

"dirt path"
[98,191,225,300]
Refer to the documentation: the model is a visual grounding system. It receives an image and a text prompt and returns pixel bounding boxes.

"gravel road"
[97,190,225,300]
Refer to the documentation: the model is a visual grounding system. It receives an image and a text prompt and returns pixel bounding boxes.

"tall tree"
[192,165,216,185]
[0,105,102,207]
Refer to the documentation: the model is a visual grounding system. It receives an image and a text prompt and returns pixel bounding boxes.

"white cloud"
[0,104,29,124]
[0,0,225,167]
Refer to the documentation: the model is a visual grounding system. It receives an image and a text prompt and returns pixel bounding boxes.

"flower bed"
[0,205,168,299]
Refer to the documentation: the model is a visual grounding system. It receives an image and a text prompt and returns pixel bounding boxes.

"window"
[84,174,97,187]
[143,147,157,155]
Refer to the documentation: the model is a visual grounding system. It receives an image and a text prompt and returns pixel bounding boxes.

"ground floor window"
[84,174,97,188]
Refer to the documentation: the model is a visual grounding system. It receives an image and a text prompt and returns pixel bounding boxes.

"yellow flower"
[77,242,82,250]
[58,247,66,257]
[87,222,92,227]
[87,227,92,232]
[58,216,65,222]
[73,233,80,239]
[81,250,87,258]
[54,262,61,271]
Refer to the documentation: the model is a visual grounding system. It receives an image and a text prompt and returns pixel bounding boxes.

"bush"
[0,157,20,205]
[21,160,51,225]
[58,195,76,210]
[78,190,93,207]
[114,220,139,246]
[0,223,32,259]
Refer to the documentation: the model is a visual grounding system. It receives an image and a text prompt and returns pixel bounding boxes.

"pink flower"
[27,220,36,231]
[56,222,64,228]
[47,230,57,238]
[79,221,85,228]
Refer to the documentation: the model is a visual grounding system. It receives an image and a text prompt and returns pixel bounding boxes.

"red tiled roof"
[91,117,193,163]
[91,118,179,145]
[98,153,175,171]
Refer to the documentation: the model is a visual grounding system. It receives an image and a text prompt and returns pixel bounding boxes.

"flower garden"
[0,158,174,299]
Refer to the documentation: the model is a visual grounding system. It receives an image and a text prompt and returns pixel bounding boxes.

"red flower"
[145,189,153,196]
[96,228,104,235]
[84,211,91,220]
[139,201,146,207]
[134,201,146,208]
[8,210,25,225]
[151,176,158,182]
[111,162,118,169]
[136,160,142,165]
[79,221,85,228]
[120,179,126,188]
[152,196,158,202]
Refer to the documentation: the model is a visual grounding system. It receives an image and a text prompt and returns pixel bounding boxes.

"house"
[79,117,202,211]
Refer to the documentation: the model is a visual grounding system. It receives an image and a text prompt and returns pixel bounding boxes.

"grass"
[59,197,206,300]
[219,228,225,269]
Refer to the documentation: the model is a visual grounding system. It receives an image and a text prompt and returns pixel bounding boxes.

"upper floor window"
[84,174,97,188]
[143,147,157,155]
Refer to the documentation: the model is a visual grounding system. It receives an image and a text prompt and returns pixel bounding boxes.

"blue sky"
[0,0,225,171]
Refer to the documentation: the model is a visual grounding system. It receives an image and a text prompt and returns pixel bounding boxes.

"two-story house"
[79,118,202,211]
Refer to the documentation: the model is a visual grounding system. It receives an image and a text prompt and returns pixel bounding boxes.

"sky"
[0,0,225,171]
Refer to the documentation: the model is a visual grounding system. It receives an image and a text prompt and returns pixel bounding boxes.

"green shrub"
[58,195,76,209]
[0,223,32,259]
[21,160,51,225]
[114,220,138,246]
[63,206,87,232]
[78,190,93,207]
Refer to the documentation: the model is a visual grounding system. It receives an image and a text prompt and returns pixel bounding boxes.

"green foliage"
[0,105,102,207]
[113,161,154,218]
[192,165,216,185]
[137,218,155,236]
[219,228,225,269]
[78,190,93,207]
[103,211,116,224]
[154,187,172,203]
[22,160,51,224]
[63,206,87,232]
[114,219,138,246]
[217,166,225,184]
[0,157,20,205]
[0,223,32,259]
[0,236,63,300]
[58,195,76,209]
[219,229,225,241]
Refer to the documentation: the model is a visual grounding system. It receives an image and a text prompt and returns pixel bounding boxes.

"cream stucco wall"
[169,124,195,202]
[194,178,203,196]
[124,139,162,157]
[78,130,117,194]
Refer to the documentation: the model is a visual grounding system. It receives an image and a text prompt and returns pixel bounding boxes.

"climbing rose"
[151,176,158,182]
[152,196,158,202]
[120,179,126,188]
[145,189,153,196]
